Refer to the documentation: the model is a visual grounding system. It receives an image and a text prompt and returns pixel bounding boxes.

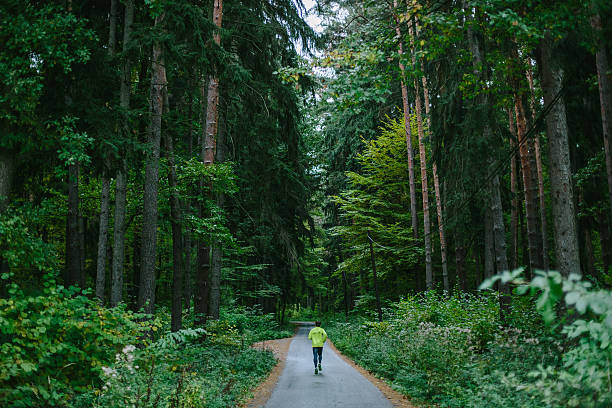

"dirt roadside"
[240,336,293,408]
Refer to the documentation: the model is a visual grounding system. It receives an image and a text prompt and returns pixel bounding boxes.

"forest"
[1,0,611,407]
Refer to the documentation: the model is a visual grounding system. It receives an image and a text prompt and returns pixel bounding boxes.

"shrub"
[326,288,557,407]
[215,305,292,344]
[483,270,612,407]
[82,328,277,408]
[0,286,140,407]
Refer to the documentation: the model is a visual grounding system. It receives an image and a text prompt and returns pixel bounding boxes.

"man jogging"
[308,321,327,374]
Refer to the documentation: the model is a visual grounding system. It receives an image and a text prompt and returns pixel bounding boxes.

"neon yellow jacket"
[308,327,327,347]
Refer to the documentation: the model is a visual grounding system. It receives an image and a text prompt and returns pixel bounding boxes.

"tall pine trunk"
[164,90,184,332]
[111,0,134,306]
[591,8,612,216]
[138,14,166,314]
[508,109,519,270]
[183,87,195,309]
[0,149,13,211]
[210,110,226,320]
[66,163,83,288]
[409,20,432,288]
[539,34,581,276]
[421,76,449,290]
[96,0,118,301]
[484,207,495,279]
[526,66,550,271]
[392,0,418,238]
[598,213,611,276]
[464,2,510,317]
[96,176,111,299]
[515,96,542,274]
[205,0,223,321]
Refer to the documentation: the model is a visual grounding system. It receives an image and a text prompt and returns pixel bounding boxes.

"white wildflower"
[123,344,136,354]
[101,366,116,377]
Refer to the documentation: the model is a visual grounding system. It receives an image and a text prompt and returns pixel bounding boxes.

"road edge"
[326,339,419,408]
[239,326,300,408]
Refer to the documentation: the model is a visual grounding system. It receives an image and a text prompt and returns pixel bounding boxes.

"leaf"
[605,314,612,329]
[565,291,580,305]
[575,298,587,314]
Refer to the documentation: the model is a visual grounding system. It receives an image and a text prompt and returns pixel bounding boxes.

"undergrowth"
[0,288,288,408]
[326,272,612,408]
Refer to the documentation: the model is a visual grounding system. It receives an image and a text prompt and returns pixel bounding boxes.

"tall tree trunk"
[0,151,14,211]
[110,0,134,306]
[96,175,111,301]
[598,212,611,276]
[515,96,542,274]
[484,207,494,279]
[96,1,118,301]
[164,91,184,332]
[579,195,596,278]
[539,34,581,276]
[129,231,140,310]
[421,76,448,290]
[194,218,210,322]
[367,231,383,322]
[526,65,550,271]
[210,109,226,320]
[202,0,224,321]
[392,0,418,238]
[490,168,511,319]
[465,2,510,317]
[184,234,192,307]
[79,214,86,285]
[409,19,432,288]
[591,7,612,217]
[138,14,166,314]
[66,163,82,288]
[520,195,529,267]
[108,0,117,52]
[111,168,127,306]
[508,109,519,270]
[455,237,466,291]
[183,95,194,309]
[194,76,211,322]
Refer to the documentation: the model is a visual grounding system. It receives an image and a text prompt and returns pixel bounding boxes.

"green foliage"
[483,270,612,407]
[0,294,286,408]
[333,117,421,292]
[0,204,58,285]
[212,304,293,345]
[79,330,276,408]
[0,1,93,131]
[0,287,141,407]
[52,116,94,169]
[326,290,559,407]
[77,306,284,408]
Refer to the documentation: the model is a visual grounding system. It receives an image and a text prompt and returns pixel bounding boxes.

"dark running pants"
[312,347,323,367]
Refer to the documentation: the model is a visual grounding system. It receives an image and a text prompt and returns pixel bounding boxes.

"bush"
[326,288,557,407]
[215,305,292,344]
[483,270,612,407]
[0,286,140,407]
[80,328,277,408]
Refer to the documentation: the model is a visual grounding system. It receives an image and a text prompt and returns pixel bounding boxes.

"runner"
[308,321,327,374]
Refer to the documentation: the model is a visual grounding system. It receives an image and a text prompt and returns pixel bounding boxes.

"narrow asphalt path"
[263,323,393,408]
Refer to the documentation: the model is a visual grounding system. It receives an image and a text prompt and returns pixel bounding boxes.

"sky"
[302,0,324,33]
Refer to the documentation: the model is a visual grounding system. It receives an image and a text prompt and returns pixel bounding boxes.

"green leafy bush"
[214,305,293,344]
[326,288,557,407]
[81,328,276,408]
[0,286,140,407]
[483,270,612,407]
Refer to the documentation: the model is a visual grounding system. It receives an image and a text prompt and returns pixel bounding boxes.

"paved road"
[264,323,393,408]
